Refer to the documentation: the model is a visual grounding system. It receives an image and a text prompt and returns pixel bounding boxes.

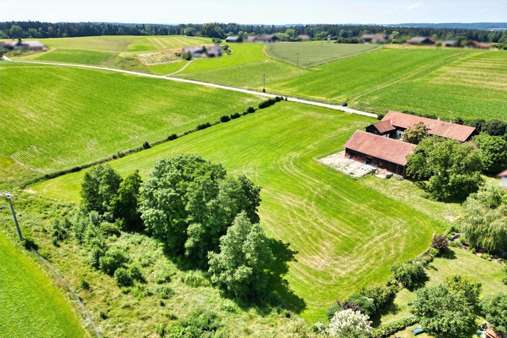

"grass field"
[266,41,379,67]
[14,35,212,70]
[0,231,86,337]
[34,102,445,321]
[0,63,260,186]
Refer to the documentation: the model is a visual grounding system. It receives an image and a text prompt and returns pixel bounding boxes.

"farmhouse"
[225,36,241,43]
[362,33,387,43]
[368,111,476,142]
[345,131,416,175]
[407,36,435,45]
[2,39,47,51]
[248,34,277,43]
[499,170,507,189]
[297,34,311,41]
[465,40,494,49]
[442,40,459,47]
[182,45,222,58]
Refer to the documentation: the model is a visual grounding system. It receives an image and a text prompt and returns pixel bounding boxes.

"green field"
[0,63,260,186]
[34,102,445,320]
[266,41,379,67]
[0,232,86,337]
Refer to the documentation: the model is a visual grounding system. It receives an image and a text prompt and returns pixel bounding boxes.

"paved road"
[3,56,378,119]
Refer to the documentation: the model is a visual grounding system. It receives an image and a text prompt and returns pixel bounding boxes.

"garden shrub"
[196,122,211,130]
[371,317,417,338]
[230,112,241,119]
[99,248,129,275]
[114,267,133,287]
[391,262,427,290]
[219,115,230,123]
[166,310,223,338]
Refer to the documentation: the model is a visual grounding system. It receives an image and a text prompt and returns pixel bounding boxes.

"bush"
[391,262,427,290]
[143,141,151,149]
[167,134,178,141]
[81,164,122,215]
[431,234,449,253]
[181,271,209,288]
[246,106,255,114]
[166,310,222,338]
[344,286,396,319]
[99,248,129,275]
[258,98,277,109]
[371,317,417,338]
[128,264,144,283]
[157,285,174,299]
[114,267,133,287]
[51,218,71,246]
[113,171,143,232]
[481,293,507,334]
[220,115,231,123]
[196,122,211,130]
[230,112,241,119]
[474,133,507,175]
[328,309,372,338]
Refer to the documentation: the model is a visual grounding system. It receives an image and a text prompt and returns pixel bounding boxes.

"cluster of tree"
[406,137,483,201]
[412,275,507,338]
[78,155,282,303]
[1,21,506,44]
[460,184,507,257]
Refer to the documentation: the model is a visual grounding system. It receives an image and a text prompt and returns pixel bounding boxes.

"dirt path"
[2,56,377,119]
[166,59,193,76]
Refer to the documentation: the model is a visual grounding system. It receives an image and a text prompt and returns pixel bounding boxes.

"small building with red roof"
[344,131,416,175]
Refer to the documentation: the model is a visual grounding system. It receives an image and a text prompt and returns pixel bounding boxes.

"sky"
[2,0,507,25]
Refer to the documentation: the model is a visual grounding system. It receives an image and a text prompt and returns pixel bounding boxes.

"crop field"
[0,63,261,186]
[179,44,507,120]
[266,41,379,67]
[0,232,86,337]
[34,102,445,321]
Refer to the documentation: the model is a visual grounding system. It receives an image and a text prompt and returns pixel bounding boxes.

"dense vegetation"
[2,21,506,44]
[34,102,444,320]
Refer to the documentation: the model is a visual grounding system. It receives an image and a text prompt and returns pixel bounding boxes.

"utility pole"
[1,192,24,241]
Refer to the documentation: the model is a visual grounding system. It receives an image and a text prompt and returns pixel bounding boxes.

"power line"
[0,192,24,241]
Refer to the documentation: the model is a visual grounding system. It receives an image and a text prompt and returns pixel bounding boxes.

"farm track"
[3,56,377,119]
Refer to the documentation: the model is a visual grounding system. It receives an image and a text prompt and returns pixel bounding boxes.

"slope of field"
[16,35,212,69]
[266,41,379,67]
[178,43,305,89]
[34,102,445,321]
[0,63,260,186]
[0,232,86,337]
[179,44,507,121]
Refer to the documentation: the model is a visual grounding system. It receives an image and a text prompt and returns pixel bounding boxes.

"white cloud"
[407,1,423,10]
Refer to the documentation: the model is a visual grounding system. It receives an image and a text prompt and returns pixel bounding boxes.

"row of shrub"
[22,97,286,188]
[371,316,418,338]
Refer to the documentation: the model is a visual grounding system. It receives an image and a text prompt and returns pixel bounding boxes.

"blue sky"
[2,0,506,24]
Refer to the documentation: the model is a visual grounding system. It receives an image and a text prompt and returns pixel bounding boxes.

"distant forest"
[1,21,506,43]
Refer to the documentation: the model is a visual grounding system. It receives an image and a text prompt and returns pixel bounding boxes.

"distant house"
[368,111,476,142]
[344,130,416,175]
[225,36,241,43]
[361,34,387,44]
[182,45,222,58]
[465,40,493,49]
[499,170,507,189]
[297,34,311,41]
[442,40,459,47]
[407,36,435,45]
[249,34,277,43]
[2,39,47,51]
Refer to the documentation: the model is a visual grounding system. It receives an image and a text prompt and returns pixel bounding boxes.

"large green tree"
[411,276,481,338]
[208,212,275,301]
[113,171,143,232]
[461,184,507,256]
[406,137,483,201]
[474,133,507,175]
[81,164,122,215]
[403,122,429,144]
[139,155,261,267]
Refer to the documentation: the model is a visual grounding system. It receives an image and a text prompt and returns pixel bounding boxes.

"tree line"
[1,21,506,43]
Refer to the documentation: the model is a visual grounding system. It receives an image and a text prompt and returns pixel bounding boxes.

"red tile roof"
[345,131,416,166]
[498,169,507,177]
[371,120,396,134]
[383,111,475,142]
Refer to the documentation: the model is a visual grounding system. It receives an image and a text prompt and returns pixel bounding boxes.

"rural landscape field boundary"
[2,56,378,119]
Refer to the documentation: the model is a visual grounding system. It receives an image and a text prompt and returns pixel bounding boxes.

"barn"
[344,131,416,175]
[367,111,476,142]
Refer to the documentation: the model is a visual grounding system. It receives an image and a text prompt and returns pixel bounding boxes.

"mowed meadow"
[34,102,445,320]
[0,63,260,186]
[0,232,86,337]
